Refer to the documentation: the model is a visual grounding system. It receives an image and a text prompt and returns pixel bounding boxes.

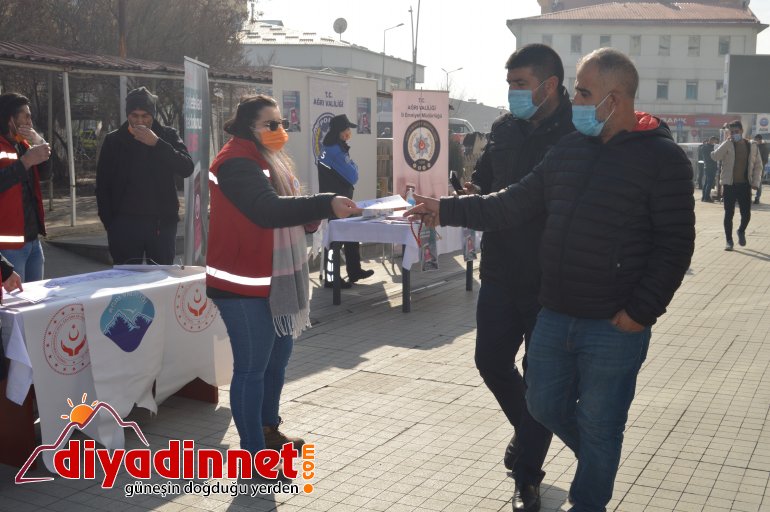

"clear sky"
[255,0,770,108]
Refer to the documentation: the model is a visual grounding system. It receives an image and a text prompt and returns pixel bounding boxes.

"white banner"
[308,78,350,192]
[183,57,211,266]
[392,90,449,200]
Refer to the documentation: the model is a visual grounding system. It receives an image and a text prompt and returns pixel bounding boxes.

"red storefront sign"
[658,114,739,128]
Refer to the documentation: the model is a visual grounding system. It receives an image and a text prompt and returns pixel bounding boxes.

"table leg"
[402,244,411,313]
[0,381,37,469]
[466,261,474,291]
[332,242,341,306]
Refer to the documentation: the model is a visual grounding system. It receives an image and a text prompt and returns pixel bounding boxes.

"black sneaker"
[348,269,374,283]
[737,231,746,247]
[725,242,734,251]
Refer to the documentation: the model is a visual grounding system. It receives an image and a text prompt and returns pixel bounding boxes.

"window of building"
[571,35,582,54]
[716,80,725,99]
[600,35,611,48]
[688,36,700,57]
[542,34,552,46]
[630,35,641,56]
[719,36,730,55]
[658,35,670,56]
[657,80,669,100]
[686,81,698,100]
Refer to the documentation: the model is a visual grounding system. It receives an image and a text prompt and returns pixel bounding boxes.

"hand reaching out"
[331,196,362,218]
[405,194,441,227]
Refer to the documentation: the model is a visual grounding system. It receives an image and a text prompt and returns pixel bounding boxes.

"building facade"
[508,1,767,141]
[240,20,424,94]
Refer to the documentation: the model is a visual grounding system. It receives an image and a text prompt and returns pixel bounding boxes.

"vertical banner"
[183,57,211,266]
[356,97,371,134]
[308,78,349,253]
[392,90,449,200]
[308,78,349,187]
[283,90,301,132]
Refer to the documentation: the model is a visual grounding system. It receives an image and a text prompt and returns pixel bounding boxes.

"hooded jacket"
[470,87,574,294]
[96,120,193,229]
[440,113,695,326]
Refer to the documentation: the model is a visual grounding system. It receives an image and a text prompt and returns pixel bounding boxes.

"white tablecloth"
[0,266,232,471]
[323,218,464,269]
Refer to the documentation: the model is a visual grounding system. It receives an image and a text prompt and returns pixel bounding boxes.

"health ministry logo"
[100,292,155,352]
[15,394,317,495]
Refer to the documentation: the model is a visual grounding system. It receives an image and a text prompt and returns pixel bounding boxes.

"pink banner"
[392,90,449,200]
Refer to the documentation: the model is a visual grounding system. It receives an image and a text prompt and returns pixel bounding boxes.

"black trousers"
[323,243,363,284]
[474,280,552,485]
[702,170,716,201]
[723,183,752,242]
[107,215,177,265]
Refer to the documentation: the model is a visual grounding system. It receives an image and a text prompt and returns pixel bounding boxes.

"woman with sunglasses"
[207,95,360,456]
[317,114,374,288]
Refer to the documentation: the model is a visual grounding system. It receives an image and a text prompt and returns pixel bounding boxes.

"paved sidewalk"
[1,195,769,511]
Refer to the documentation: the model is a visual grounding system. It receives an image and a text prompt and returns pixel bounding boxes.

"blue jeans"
[525,308,650,512]
[2,239,44,282]
[213,297,294,454]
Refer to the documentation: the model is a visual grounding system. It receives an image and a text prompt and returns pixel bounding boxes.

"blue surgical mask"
[508,81,547,120]
[572,94,614,137]
[732,134,742,142]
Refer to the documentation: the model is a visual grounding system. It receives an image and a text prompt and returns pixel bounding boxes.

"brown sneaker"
[263,425,305,451]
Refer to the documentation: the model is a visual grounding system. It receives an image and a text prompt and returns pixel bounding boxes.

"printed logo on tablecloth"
[43,304,91,375]
[99,292,155,352]
[174,281,217,332]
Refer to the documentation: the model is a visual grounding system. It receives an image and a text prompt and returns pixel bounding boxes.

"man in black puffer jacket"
[466,44,574,512]
[409,49,695,512]
[96,87,193,265]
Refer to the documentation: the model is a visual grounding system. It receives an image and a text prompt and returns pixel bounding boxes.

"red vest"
[206,137,274,297]
[0,136,45,249]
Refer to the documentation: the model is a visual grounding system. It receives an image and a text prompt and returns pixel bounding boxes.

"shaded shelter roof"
[0,40,272,84]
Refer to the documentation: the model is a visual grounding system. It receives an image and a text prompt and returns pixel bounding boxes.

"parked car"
[449,118,475,144]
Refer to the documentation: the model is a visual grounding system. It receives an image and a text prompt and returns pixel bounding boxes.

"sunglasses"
[265,119,290,131]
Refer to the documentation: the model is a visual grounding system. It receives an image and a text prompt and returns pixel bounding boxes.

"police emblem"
[403,120,441,172]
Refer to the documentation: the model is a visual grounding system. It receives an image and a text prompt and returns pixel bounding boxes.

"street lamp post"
[441,66,463,91]
[381,23,404,91]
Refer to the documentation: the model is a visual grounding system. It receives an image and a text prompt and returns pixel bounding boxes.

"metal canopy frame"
[0,51,269,226]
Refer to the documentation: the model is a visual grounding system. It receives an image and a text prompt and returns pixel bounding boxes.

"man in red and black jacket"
[0,92,52,282]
